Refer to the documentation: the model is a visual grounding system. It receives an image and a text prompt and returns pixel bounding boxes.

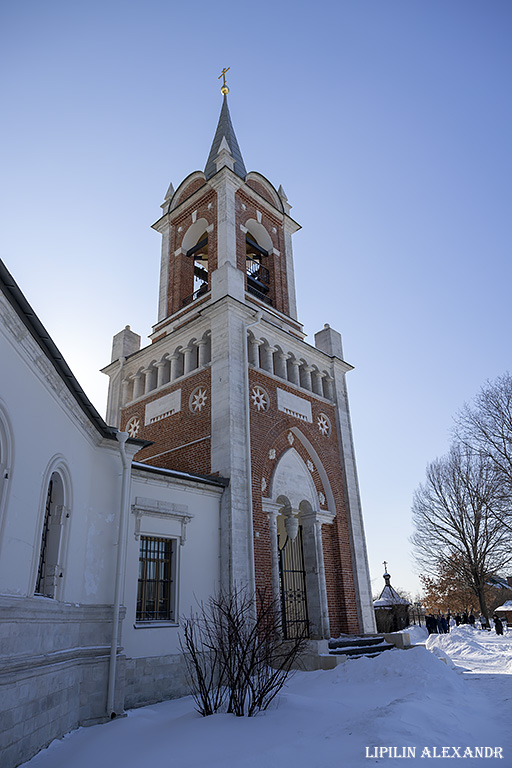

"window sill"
[134,621,179,629]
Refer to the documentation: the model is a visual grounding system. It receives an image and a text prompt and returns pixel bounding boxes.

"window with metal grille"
[136,536,175,622]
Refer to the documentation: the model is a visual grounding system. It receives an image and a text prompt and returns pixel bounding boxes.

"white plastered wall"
[0,293,122,603]
[121,470,222,658]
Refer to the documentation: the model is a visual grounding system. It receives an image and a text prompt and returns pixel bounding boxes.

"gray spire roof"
[204,94,247,180]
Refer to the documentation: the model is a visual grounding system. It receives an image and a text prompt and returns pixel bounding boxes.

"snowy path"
[19,627,512,768]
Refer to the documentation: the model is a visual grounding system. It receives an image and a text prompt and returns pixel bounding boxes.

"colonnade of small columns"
[248,335,334,400]
[122,334,211,404]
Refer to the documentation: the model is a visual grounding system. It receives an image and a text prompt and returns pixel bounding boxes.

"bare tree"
[180,587,307,717]
[411,444,512,620]
[456,373,512,532]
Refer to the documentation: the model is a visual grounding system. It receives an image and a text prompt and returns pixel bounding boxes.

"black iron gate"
[278,527,309,639]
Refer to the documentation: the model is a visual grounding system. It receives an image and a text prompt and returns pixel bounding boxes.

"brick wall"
[120,368,211,474]
[248,368,360,636]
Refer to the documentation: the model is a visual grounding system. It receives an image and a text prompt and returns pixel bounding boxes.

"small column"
[300,364,313,392]
[323,375,334,400]
[276,352,289,380]
[143,367,156,394]
[155,360,169,388]
[261,345,275,374]
[248,337,261,367]
[312,370,324,397]
[288,358,301,386]
[169,353,180,382]
[132,372,144,400]
[314,519,330,638]
[121,378,131,405]
[267,508,281,615]
[183,345,195,375]
[197,339,209,367]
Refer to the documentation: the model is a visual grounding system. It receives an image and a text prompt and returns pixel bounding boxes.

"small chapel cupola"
[373,563,410,633]
[374,563,408,607]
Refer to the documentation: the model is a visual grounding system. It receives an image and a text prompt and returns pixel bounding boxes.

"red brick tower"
[103,80,376,638]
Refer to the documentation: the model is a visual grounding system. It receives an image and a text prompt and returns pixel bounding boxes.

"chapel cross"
[218,67,230,94]
[383,560,388,573]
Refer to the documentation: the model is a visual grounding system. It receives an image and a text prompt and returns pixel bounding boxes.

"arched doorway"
[277,509,309,639]
[263,444,335,640]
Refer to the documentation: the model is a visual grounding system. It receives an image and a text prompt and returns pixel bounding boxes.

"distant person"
[426,615,437,635]
[494,616,504,636]
[449,615,456,630]
[455,614,462,626]
[468,613,475,628]
[462,612,469,624]
[440,615,448,634]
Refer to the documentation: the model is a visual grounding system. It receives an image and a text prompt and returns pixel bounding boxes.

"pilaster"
[153,212,172,322]
[330,360,376,633]
[209,298,255,590]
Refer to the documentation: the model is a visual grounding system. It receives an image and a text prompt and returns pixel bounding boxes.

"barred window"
[136,536,175,622]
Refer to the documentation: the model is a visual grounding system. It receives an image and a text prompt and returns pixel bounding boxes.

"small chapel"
[102,75,375,640]
[0,74,375,768]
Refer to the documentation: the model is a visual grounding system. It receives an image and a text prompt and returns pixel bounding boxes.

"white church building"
[0,83,375,768]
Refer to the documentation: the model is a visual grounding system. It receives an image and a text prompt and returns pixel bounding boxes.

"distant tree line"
[411,373,512,620]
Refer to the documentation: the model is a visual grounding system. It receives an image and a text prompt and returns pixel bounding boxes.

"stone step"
[329,635,387,649]
[329,642,395,657]
[328,634,395,658]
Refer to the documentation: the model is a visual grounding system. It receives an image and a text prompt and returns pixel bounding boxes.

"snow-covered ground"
[20,626,512,767]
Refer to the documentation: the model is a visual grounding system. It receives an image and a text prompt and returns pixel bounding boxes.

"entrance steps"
[329,634,394,659]
[293,632,410,671]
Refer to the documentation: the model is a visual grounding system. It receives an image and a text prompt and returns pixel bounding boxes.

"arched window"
[0,405,13,540]
[181,218,210,307]
[35,472,66,598]
[245,220,273,306]
[186,231,209,304]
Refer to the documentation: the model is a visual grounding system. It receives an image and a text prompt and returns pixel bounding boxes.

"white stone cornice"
[131,496,193,544]
[300,508,336,526]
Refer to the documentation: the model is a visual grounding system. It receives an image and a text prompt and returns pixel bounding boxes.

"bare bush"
[180,587,307,717]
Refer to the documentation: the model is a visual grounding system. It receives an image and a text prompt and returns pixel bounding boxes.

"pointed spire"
[204,94,247,181]
[164,181,175,201]
[278,184,292,214]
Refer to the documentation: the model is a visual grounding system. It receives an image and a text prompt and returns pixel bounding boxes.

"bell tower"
[103,75,376,637]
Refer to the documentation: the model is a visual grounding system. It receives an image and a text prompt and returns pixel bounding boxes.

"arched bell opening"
[181,219,210,307]
[245,219,273,306]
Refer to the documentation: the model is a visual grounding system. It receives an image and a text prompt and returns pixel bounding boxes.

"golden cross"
[218,67,230,87]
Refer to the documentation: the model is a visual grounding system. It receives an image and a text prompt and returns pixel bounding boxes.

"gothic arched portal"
[263,446,334,639]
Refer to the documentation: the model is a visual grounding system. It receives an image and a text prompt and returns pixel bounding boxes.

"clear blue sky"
[1,1,511,599]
